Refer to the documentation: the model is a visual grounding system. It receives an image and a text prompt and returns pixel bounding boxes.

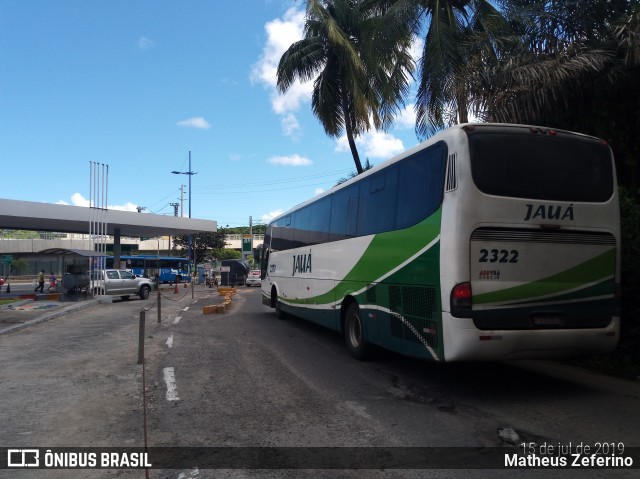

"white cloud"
[271,80,312,115]
[137,36,155,50]
[251,7,305,89]
[176,117,211,129]
[363,131,405,159]
[62,193,139,212]
[251,7,313,134]
[111,202,139,212]
[410,35,423,66]
[314,188,325,195]
[396,104,417,130]
[261,210,283,223]
[267,154,312,166]
[335,130,405,160]
[281,112,300,137]
[71,192,90,207]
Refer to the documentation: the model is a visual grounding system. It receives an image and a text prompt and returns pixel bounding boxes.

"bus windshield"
[467,129,614,202]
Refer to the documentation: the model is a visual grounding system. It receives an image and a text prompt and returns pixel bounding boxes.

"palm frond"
[476,49,613,124]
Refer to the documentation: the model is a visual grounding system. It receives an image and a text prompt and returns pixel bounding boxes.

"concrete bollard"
[137,310,146,365]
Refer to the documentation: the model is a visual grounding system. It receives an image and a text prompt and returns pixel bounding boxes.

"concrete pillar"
[113,228,122,269]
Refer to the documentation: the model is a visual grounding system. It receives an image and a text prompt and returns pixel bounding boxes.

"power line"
[146,188,182,208]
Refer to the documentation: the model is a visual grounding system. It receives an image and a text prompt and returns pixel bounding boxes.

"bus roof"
[267,123,608,226]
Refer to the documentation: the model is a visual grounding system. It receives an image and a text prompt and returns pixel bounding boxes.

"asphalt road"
[1,285,639,478]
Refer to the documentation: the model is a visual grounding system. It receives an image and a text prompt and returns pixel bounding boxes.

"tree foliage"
[469,0,640,187]
[0,230,40,239]
[224,224,267,235]
[375,0,507,138]
[210,248,242,260]
[172,231,227,265]
[277,0,414,173]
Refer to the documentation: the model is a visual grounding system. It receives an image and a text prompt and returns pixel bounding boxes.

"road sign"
[2,255,12,264]
[242,235,252,253]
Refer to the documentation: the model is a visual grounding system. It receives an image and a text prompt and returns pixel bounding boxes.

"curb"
[0,299,101,336]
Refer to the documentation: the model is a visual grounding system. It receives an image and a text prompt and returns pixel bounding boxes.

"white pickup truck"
[91,269,153,300]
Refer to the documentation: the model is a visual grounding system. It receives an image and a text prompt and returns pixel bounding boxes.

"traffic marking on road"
[182,306,190,312]
[163,367,180,401]
[166,335,173,348]
[177,468,200,479]
[174,316,182,324]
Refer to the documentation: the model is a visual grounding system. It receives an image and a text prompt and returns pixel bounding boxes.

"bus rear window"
[467,131,614,202]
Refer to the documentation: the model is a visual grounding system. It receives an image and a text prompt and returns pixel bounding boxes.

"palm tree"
[468,1,629,125]
[377,0,506,138]
[277,0,414,174]
[472,0,640,187]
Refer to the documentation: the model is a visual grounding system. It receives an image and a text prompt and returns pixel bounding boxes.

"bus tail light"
[451,282,472,318]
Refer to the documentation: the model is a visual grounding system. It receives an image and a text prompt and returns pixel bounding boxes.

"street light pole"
[171,150,197,278]
[188,152,192,280]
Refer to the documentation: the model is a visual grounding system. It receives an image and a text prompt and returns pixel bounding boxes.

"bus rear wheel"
[344,302,368,360]
[272,287,287,320]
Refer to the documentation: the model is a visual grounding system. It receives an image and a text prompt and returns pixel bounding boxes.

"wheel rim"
[349,313,362,348]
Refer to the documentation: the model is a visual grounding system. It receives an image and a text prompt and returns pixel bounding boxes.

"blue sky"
[0,0,422,229]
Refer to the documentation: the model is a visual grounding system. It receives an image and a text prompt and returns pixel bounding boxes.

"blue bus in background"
[105,256,190,283]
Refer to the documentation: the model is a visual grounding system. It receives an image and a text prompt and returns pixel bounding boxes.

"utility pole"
[242,216,253,262]
[179,185,185,217]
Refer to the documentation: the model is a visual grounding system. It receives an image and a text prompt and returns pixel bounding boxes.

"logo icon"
[7,449,40,467]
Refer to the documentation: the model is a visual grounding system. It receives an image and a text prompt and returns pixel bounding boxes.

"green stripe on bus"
[494,277,614,308]
[286,209,442,306]
[473,248,616,306]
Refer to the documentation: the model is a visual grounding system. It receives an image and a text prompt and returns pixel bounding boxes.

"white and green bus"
[260,123,620,362]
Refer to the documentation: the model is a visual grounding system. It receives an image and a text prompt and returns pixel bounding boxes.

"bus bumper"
[441,312,620,362]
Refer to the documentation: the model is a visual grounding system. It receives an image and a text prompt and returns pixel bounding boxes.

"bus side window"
[330,183,359,240]
[358,167,398,236]
[396,143,447,229]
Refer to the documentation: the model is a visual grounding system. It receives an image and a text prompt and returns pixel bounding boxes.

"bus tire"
[139,285,151,300]
[273,288,287,320]
[345,302,368,360]
[176,275,182,283]
[275,297,288,320]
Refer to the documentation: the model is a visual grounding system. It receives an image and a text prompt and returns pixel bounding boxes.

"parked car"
[90,269,153,300]
[245,270,261,287]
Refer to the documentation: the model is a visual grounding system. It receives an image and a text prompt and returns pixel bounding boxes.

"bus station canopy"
[0,198,217,237]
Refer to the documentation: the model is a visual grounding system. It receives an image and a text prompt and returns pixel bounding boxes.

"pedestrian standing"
[35,269,45,293]
[48,272,57,291]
